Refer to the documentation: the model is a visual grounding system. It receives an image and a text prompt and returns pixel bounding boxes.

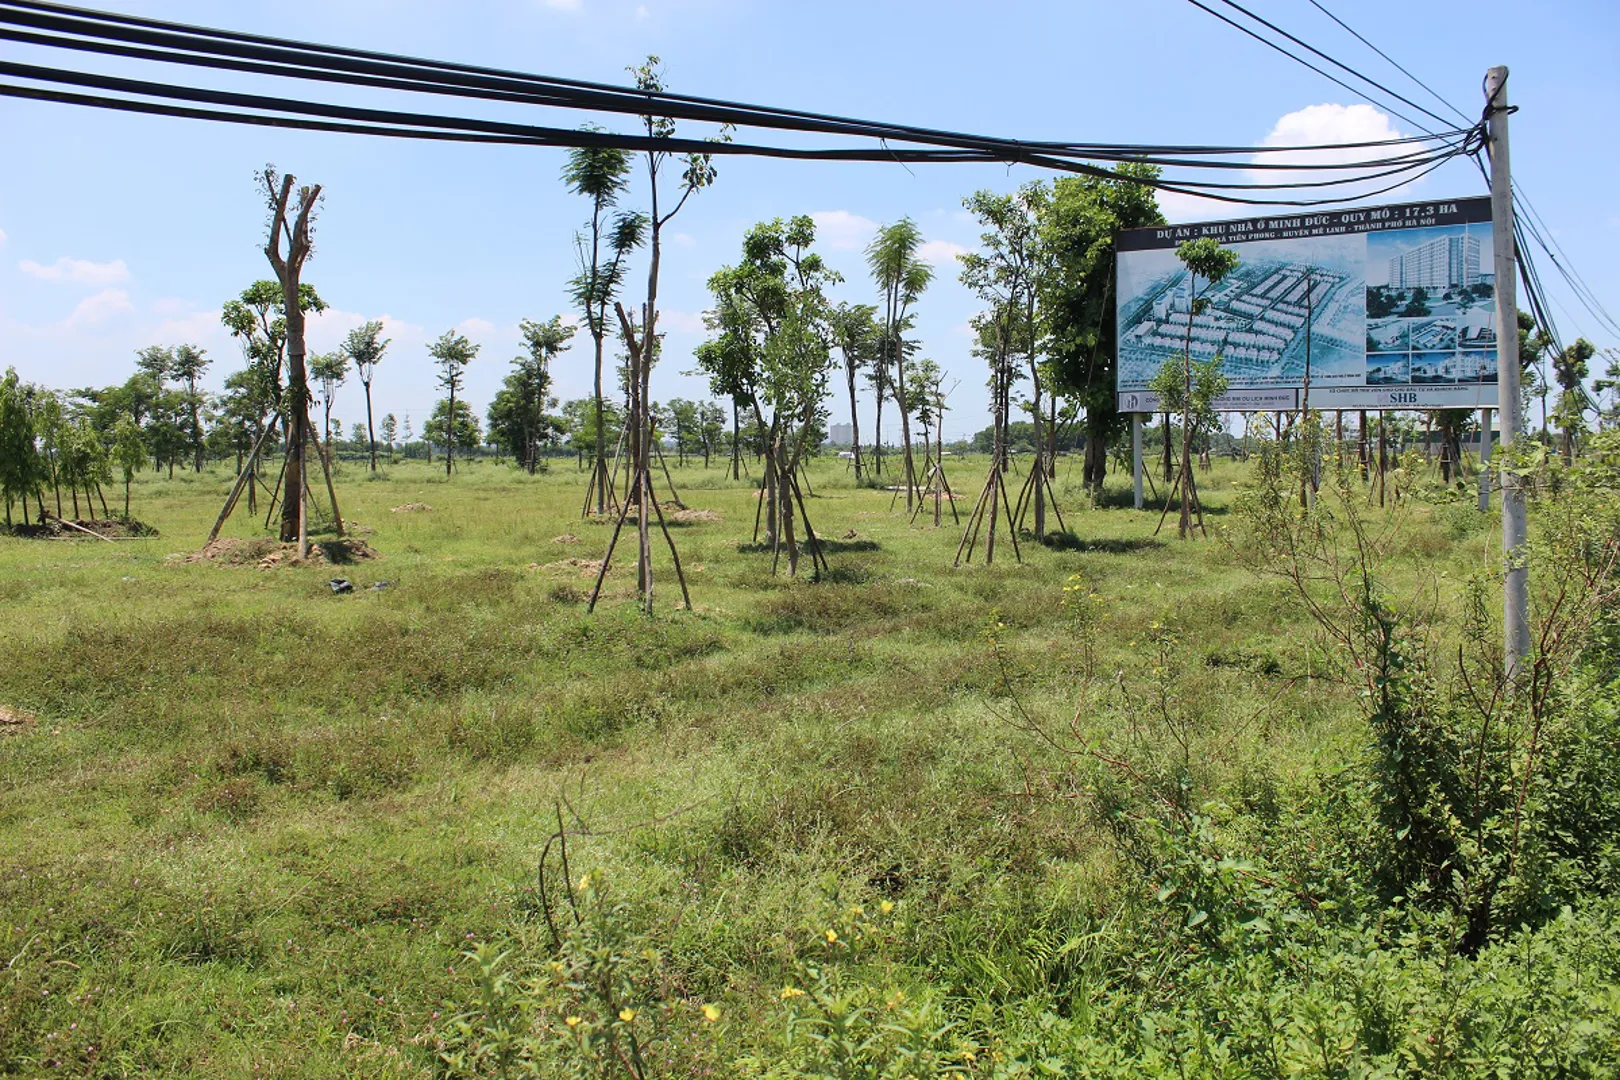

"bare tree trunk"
[846,361,863,482]
[364,379,378,472]
[1161,412,1172,483]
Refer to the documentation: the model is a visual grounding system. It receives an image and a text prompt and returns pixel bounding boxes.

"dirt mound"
[6,516,159,539]
[185,536,381,569]
[0,705,36,734]
[391,502,434,513]
[670,508,721,523]
[552,533,580,544]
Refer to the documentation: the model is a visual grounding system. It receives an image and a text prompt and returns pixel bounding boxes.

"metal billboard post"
[1132,413,1144,510]
[1486,65,1530,681]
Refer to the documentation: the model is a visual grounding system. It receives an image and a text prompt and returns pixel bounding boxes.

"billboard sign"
[1115,196,1497,412]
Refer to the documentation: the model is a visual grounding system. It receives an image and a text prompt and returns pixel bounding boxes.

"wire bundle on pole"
[0,0,1480,207]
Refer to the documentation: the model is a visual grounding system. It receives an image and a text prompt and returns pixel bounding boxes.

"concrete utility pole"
[1487,65,1530,680]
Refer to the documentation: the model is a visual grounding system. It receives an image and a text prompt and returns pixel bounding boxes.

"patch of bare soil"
[532,557,604,577]
[183,536,381,568]
[391,502,434,513]
[0,705,36,734]
[7,516,159,539]
[670,508,721,523]
[552,533,581,544]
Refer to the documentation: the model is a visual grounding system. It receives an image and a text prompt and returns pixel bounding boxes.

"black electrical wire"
[0,0,1472,164]
[1207,0,1457,131]
[1305,0,1472,127]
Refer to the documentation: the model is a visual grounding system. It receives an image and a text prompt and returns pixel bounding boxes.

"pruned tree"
[587,55,726,614]
[341,320,389,471]
[962,184,1057,537]
[697,215,837,577]
[428,330,479,477]
[829,302,880,483]
[257,166,330,554]
[867,219,933,510]
[565,136,645,516]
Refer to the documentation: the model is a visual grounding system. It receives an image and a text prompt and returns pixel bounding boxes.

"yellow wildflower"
[780,987,805,1000]
[618,1007,636,1023]
[825,929,838,944]
[880,900,895,914]
[565,1016,581,1028]
[702,1004,721,1023]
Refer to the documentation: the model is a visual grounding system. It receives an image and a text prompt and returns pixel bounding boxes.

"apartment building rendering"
[1387,233,1482,292]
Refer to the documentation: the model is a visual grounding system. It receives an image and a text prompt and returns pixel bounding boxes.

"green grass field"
[1,450,1612,1077]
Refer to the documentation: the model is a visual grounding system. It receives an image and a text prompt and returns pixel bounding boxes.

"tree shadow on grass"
[735,538,882,555]
[1040,534,1167,554]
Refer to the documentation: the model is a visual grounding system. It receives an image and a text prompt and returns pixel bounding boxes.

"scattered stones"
[552,533,581,544]
[185,536,381,569]
[369,580,394,591]
[843,529,859,539]
[390,502,434,513]
[329,578,355,594]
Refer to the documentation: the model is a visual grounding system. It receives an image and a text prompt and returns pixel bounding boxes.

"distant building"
[827,423,854,446]
[1388,234,1482,291]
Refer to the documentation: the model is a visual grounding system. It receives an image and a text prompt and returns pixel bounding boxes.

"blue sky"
[2,0,1616,441]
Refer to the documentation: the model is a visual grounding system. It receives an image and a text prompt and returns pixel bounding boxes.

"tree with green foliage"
[866,219,932,508]
[168,344,211,472]
[1039,164,1165,493]
[0,369,45,526]
[1594,348,1620,430]
[340,320,389,471]
[665,398,701,466]
[698,400,726,469]
[1164,237,1239,539]
[379,413,397,464]
[425,398,482,461]
[961,184,1052,533]
[57,419,113,518]
[489,316,574,473]
[309,350,349,458]
[565,137,645,514]
[428,330,479,476]
[1552,337,1597,463]
[829,302,881,481]
[111,414,145,518]
[697,215,837,576]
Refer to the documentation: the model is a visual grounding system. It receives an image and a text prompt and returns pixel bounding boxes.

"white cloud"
[669,231,696,248]
[656,309,707,335]
[1159,103,1413,223]
[544,0,581,9]
[19,256,130,285]
[635,3,649,18]
[457,317,497,338]
[811,210,879,251]
[918,239,969,266]
[67,288,135,328]
[0,227,7,244]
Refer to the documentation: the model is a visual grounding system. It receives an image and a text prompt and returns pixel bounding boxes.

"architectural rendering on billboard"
[1115,196,1497,412]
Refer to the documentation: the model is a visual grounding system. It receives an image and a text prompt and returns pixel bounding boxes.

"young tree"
[258,166,327,550]
[341,320,390,471]
[309,350,349,462]
[698,400,726,469]
[425,398,482,462]
[153,344,213,473]
[379,413,397,464]
[665,398,701,466]
[111,414,145,518]
[565,138,645,515]
[1552,338,1597,463]
[866,219,933,510]
[1164,237,1239,539]
[830,302,880,481]
[588,56,724,613]
[697,215,837,577]
[428,330,479,476]
[962,184,1054,534]
[0,369,45,527]
[489,317,574,473]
